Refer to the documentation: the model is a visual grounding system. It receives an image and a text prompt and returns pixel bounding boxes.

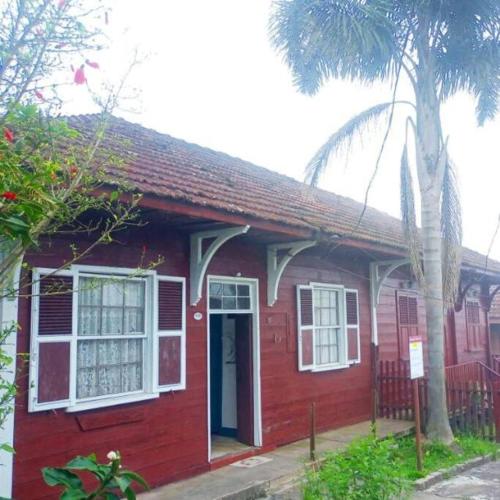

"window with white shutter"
[297,283,360,372]
[29,270,74,411]
[345,289,360,364]
[297,285,314,371]
[29,266,187,413]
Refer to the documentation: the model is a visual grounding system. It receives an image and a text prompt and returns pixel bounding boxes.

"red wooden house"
[1,115,500,499]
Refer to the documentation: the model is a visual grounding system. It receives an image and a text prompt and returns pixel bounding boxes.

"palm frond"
[433,0,500,125]
[400,144,423,284]
[305,102,394,186]
[269,0,399,95]
[441,158,462,307]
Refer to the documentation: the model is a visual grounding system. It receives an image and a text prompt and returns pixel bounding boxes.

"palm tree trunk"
[421,188,453,443]
[416,62,454,443]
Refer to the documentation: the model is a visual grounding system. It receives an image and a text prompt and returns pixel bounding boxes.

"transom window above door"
[209,281,251,311]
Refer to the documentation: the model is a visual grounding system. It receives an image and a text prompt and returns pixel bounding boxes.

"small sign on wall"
[409,336,424,379]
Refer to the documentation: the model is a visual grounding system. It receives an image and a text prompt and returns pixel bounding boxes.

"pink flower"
[74,65,86,85]
[85,60,100,69]
[35,90,46,101]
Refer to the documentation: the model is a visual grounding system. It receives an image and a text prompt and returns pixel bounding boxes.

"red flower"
[74,65,86,85]
[69,165,78,177]
[85,60,100,69]
[2,192,17,201]
[3,128,14,143]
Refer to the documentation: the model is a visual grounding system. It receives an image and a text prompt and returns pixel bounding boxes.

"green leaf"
[124,487,136,500]
[66,455,99,472]
[115,475,132,493]
[103,493,120,500]
[61,488,88,500]
[42,467,83,489]
[120,470,149,490]
[0,443,15,453]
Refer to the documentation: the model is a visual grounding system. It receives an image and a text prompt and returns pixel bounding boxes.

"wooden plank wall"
[377,275,489,366]
[13,225,373,499]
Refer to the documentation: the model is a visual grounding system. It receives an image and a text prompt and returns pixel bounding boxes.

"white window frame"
[309,282,349,372]
[30,265,187,413]
[207,278,253,314]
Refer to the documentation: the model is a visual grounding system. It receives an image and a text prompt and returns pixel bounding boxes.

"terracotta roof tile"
[67,114,499,273]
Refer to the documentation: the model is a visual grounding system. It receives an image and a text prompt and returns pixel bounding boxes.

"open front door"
[235,314,254,445]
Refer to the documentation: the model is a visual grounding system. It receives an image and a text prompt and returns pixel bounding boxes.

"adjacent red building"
[3,116,500,498]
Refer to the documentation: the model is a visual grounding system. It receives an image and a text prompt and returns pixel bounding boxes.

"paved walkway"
[413,460,500,499]
[140,419,413,500]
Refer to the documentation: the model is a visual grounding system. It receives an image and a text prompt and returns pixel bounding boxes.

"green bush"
[303,434,409,500]
[42,451,149,500]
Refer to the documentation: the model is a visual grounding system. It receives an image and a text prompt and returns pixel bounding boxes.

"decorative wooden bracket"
[267,240,316,306]
[190,225,250,305]
[369,259,410,345]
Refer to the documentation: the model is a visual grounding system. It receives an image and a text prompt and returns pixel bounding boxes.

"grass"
[396,434,498,480]
[303,432,499,500]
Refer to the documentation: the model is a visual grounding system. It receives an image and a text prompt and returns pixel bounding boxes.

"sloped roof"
[68,114,499,273]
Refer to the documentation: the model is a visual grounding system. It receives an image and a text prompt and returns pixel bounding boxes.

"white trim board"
[0,260,21,499]
[206,275,262,461]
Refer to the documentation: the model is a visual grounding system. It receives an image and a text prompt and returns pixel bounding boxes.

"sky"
[64,1,500,260]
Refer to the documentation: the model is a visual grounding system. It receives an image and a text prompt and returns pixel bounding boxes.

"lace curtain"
[314,289,340,365]
[76,277,145,399]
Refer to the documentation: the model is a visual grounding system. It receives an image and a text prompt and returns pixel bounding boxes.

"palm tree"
[270,0,499,443]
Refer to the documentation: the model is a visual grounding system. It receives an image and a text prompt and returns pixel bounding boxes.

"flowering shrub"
[42,450,149,499]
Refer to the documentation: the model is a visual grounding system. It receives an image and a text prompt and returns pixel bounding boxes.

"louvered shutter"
[465,300,481,350]
[29,269,75,412]
[297,285,314,371]
[396,292,418,360]
[345,289,360,364]
[155,276,186,391]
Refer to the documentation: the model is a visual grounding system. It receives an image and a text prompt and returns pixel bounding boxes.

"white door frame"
[206,275,262,461]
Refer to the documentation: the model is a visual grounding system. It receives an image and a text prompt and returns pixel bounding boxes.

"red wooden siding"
[13,225,373,499]
[378,276,488,366]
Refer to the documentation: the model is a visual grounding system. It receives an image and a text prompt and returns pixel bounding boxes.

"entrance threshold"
[211,435,252,460]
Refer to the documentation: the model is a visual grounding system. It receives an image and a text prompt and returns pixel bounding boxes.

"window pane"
[102,281,124,306]
[237,297,250,309]
[124,307,144,334]
[222,297,236,309]
[79,306,100,336]
[209,296,222,309]
[102,306,123,335]
[223,284,236,296]
[79,278,102,306]
[237,285,250,297]
[124,281,144,307]
[314,327,340,366]
[77,338,143,399]
[210,282,223,297]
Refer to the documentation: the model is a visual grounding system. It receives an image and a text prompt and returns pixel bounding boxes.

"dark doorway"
[210,313,254,455]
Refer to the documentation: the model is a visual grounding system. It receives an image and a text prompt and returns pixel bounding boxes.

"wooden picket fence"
[378,359,500,441]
